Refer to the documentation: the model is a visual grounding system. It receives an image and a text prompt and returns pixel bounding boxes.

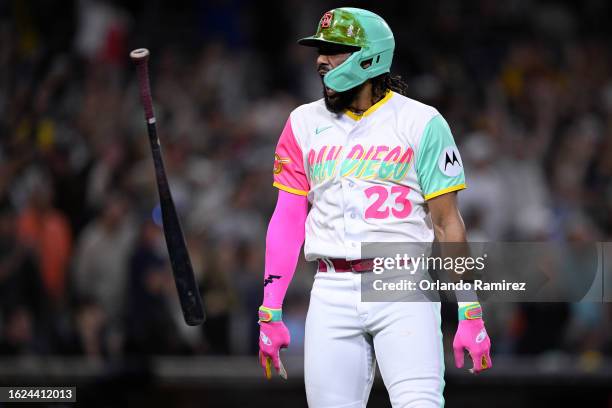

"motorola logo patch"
[438,146,463,177]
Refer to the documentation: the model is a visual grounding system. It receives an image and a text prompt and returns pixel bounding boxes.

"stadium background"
[1,0,611,406]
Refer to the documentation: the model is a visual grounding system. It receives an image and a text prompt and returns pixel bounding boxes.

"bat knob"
[130,48,150,61]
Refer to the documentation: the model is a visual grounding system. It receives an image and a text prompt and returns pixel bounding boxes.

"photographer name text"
[372,279,526,292]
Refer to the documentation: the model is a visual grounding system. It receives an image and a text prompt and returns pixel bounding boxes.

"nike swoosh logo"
[476,328,487,343]
[315,125,333,134]
[260,332,272,346]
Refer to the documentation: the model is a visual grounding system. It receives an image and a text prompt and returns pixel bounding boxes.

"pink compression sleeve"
[262,190,308,309]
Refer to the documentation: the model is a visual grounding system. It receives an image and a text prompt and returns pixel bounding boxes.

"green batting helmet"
[298,8,395,92]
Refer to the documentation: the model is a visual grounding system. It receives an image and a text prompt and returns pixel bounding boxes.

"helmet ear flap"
[324,48,393,92]
[323,50,369,92]
[359,54,382,70]
[360,58,374,69]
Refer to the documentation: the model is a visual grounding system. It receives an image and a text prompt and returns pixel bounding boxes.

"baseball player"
[258,8,492,407]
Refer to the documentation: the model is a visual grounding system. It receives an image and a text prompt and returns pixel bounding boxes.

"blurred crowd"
[0,0,611,366]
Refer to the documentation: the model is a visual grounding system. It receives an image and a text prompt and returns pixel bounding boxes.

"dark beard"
[322,78,364,114]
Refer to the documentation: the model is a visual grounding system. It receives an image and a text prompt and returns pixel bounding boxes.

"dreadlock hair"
[371,73,409,99]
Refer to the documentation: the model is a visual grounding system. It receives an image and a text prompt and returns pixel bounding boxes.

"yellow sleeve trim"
[273,181,308,196]
[424,183,466,200]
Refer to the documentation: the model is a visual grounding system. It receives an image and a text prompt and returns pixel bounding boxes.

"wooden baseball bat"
[130,48,205,326]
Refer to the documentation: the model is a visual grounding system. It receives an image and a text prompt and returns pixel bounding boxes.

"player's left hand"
[453,318,492,374]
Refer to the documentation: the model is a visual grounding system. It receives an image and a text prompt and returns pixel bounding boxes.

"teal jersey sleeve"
[416,115,466,200]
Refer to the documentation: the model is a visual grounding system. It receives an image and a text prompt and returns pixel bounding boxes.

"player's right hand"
[258,320,290,380]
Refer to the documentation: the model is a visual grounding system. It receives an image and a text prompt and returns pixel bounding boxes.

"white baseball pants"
[304,269,445,408]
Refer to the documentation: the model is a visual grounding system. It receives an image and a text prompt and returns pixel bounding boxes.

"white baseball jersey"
[273,91,465,261]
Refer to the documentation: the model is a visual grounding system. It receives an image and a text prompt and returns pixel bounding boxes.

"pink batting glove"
[453,304,492,374]
[258,307,290,380]
[259,322,290,379]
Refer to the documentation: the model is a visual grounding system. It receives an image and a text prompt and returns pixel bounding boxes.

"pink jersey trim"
[273,117,310,194]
